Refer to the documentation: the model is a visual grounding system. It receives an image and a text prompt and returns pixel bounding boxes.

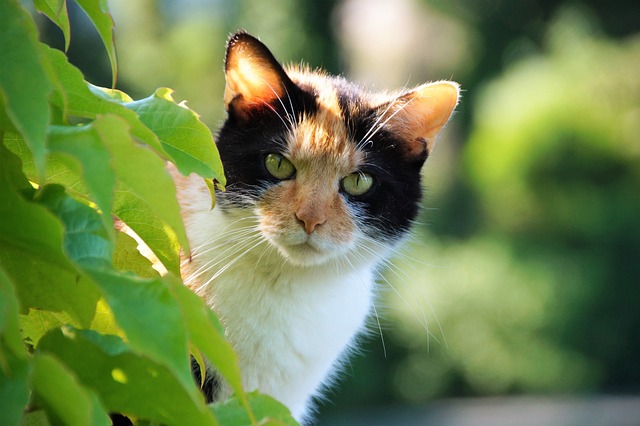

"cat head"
[215,32,459,267]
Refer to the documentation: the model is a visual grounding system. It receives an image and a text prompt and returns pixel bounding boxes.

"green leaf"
[126,88,226,186]
[38,328,218,426]
[0,142,99,326]
[0,0,52,180]
[112,189,182,275]
[19,411,51,426]
[37,186,191,393]
[34,0,71,51]
[0,269,31,426]
[0,268,25,357]
[74,0,117,87]
[6,127,183,276]
[0,343,30,426]
[112,230,160,279]
[92,114,188,271]
[42,46,166,157]
[31,353,111,426]
[47,123,116,236]
[211,392,299,426]
[167,280,249,409]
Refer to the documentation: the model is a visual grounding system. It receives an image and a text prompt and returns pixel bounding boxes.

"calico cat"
[174,32,459,423]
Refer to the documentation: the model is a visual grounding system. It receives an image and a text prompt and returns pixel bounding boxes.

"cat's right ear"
[224,32,291,120]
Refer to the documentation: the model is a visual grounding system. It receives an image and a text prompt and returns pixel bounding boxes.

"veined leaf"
[34,0,71,51]
[38,328,218,426]
[126,88,226,187]
[74,0,117,87]
[0,0,52,180]
[31,353,111,426]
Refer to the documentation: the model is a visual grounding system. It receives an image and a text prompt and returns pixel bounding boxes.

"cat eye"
[265,153,296,180]
[341,172,374,196]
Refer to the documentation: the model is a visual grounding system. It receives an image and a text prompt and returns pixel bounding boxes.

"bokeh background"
[36,0,640,424]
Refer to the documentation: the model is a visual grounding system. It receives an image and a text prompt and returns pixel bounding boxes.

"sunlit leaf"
[38,328,218,426]
[74,0,117,87]
[0,0,52,180]
[34,0,71,51]
[112,230,160,279]
[31,353,111,426]
[126,88,226,186]
[47,123,117,236]
[91,115,188,270]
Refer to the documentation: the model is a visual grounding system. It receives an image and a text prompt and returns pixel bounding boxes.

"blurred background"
[36,0,640,424]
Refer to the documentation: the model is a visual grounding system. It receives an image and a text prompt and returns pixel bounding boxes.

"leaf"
[37,186,192,393]
[112,230,160,279]
[42,46,166,157]
[74,0,117,87]
[0,0,52,180]
[0,142,99,326]
[38,328,218,426]
[0,269,31,426]
[34,0,71,51]
[167,280,249,407]
[126,88,226,186]
[47,123,117,236]
[0,268,24,357]
[92,114,188,271]
[0,343,30,426]
[5,122,184,276]
[112,189,182,275]
[20,309,73,348]
[211,392,299,426]
[31,353,111,426]
[19,411,51,426]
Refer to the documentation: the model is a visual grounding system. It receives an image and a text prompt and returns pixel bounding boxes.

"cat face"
[214,32,459,267]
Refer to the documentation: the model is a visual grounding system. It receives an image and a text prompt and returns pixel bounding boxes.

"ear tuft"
[224,32,291,119]
[383,81,460,163]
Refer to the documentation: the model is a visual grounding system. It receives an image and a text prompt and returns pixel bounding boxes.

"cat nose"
[295,210,327,235]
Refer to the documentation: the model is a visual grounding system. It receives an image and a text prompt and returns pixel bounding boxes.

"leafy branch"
[0,1,298,425]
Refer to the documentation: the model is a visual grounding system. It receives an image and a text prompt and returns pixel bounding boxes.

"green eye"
[342,172,374,196]
[265,153,296,180]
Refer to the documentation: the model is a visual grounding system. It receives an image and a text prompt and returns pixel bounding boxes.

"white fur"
[177,174,392,423]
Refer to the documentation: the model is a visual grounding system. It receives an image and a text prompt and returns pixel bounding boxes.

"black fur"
[216,76,424,242]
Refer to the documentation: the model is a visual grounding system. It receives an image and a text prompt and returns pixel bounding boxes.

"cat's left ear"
[383,81,460,163]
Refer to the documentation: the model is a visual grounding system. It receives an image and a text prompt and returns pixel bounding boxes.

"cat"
[173,31,459,423]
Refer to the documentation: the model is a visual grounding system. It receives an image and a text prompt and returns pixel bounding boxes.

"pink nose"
[295,211,327,234]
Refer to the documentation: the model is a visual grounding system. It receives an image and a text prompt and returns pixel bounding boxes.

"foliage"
[0,1,298,425]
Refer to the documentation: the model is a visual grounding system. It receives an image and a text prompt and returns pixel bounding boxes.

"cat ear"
[224,32,291,119]
[382,81,460,163]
